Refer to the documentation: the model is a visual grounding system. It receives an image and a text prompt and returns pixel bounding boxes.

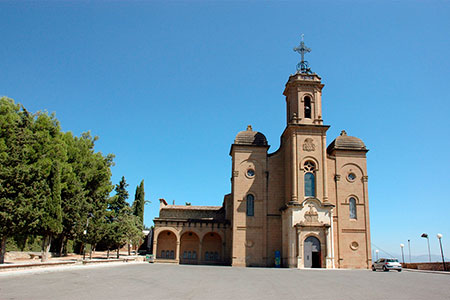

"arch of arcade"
[153,199,229,265]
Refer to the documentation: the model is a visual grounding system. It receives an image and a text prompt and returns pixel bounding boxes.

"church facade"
[153,45,371,269]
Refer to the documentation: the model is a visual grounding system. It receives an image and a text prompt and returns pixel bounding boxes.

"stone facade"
[153,70,371,269]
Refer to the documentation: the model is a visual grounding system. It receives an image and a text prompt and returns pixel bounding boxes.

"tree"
[110,176,129,215]
[131,180,147,253]
[0,99,70,262]
[102,176,146,258]
[0,98,116,263]
[125,214,144,255]
[0,98,37,263]
[56,132,113,257]
[82,142,115,258]
[100,176,130,259]
[0,98,119,263]
[39,160,63,261]
[56,133,85,256]
[132,180,145,225]
[29,111,67,261]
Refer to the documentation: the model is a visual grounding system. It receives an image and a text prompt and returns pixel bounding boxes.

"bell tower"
[280,36,335,269]
[284,36,324,125]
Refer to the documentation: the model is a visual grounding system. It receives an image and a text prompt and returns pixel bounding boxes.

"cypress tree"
[132,180,145,225]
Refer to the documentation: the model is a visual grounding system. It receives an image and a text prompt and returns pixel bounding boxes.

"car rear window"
[386,259,398,262]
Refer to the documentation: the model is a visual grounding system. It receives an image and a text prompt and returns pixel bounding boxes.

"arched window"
[349,197,357,219]
[304,173,315,197]
[304,96,312,119]
[304,161,316,197]
[246,194,254,216]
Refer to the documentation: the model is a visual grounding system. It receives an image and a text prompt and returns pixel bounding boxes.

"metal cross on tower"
[293,34,312,74]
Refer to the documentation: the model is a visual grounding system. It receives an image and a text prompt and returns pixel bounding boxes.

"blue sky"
[1,1,449,260]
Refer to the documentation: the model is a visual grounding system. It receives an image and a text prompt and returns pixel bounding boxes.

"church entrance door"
[304,236,321,268]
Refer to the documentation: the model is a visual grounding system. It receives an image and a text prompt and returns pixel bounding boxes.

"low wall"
[403,262,450,271]
[5,251,48,260]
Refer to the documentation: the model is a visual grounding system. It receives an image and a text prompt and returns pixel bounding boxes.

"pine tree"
[110,176,129,216]
[83,141,114,256]
[0,97,116,263]
[31,111,65,261]
[0,98,35,263]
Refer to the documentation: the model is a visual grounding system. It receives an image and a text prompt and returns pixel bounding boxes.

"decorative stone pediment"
[299,204,324,227]
[291,198,333,228]
[302,138,315,152]
[304,204,318,221]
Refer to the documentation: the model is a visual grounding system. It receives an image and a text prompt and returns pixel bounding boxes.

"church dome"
[234,125,268,146]
[327,130,367,152]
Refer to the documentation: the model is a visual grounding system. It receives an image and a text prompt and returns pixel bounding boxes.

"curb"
[0,258,144,271]
[404,268,450,275]
[0,261,76,270]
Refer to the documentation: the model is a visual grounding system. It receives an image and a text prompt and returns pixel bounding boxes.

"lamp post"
[408,239,412,263]
[437,234,446,271]
[375,249,379,260]
[400,244,405,265]
[83,213,94,260]
[421,233,431,263]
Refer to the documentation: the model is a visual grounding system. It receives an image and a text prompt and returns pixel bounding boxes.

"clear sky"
[1,1,449,261]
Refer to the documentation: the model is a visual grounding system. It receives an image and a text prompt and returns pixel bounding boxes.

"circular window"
[347,173,356,182]
[350,241,359,251]
[246,169,255,178]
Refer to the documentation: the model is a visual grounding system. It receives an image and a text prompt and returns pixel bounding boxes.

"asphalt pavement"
[0,263,449,300]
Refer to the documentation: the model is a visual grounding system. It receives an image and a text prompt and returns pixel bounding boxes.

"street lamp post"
[408,239,412,263]
[82,213,94,260]
[400,244,405,265]
[421,233,431,263]
[375,249,379,261]
[437,234,446,271]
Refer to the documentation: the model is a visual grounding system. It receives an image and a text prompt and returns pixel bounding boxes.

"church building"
[153,39,371,269]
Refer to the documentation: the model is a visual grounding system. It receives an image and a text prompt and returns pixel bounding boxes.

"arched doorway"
[156,230,177,259]
[180,232,200,264]
[304,236,321,268]
[202,232,222,264]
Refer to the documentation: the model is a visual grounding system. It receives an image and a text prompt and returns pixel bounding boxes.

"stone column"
[330,209,335,269]
[291,132,298,202]
[334,173,341,268]
[297,227,302,269]
[322,134,328,202]
[326,226,332,268]
[176,240,180,263]
[198,241,202,264]
[153,241,158,258]
[222,239,226,264]
[362,175,371,268]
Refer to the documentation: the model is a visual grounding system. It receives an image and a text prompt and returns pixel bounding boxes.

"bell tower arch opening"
[304,96,312,119]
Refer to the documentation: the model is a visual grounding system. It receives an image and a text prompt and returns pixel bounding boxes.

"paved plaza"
[0,263,449,300]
